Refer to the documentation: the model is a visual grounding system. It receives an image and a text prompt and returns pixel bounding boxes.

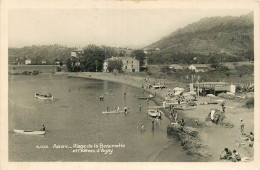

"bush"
[146,71,152,76]
[244,97,254,108]
[56,67,62,72]
[235,65,254,77]
[160,65,172,74]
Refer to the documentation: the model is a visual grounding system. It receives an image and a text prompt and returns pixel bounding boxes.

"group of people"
[43,93,52,97]
[99,95,104,101]
[170,105,178,123]
[106,106,128,114]
[220,148,241,162]
[220,118,254,162]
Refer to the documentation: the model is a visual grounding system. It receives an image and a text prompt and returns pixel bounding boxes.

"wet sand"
[65,72,254,162]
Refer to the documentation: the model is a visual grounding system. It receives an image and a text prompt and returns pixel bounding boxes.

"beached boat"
[153,85,167,89]
[13,129,45,135]
[174,105,196,110]
[166,101,186,105]
[147,109,160,117]
[138,94,154,100]
[149,105,169,109]
[35,93,53,100]
[102,110,125,114]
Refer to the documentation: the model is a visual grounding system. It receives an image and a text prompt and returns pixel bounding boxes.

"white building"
[103,56,140,72]
[188,64,209,72]
[25,59,31,65]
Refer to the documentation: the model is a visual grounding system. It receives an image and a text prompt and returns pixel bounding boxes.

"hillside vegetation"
[146,12,254,64]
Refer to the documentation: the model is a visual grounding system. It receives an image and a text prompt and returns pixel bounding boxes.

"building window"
[132,65,133,68]
[125,66,127,69]
[132,61,133,64]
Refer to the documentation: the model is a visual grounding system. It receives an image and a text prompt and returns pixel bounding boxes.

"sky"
[8,9,252,48]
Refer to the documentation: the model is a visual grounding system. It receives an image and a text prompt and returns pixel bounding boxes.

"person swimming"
[124,106,128,114]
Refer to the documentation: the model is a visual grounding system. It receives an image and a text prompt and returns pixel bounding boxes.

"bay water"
[9,74,193,162]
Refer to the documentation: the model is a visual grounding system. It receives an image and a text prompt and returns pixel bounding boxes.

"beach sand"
[65,72,254,162]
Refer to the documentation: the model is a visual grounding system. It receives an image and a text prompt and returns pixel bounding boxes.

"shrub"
[244,97,254,108]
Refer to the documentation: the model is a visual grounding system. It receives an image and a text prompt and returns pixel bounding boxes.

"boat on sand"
[102,111,125,114]
[174,105,196,110]
[138,94,154,100]
[13,129,45,135]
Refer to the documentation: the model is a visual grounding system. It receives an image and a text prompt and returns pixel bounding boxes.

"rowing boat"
[35,93,53,100]
[147,109,160,117]
[13,129,45,135]
[102,111,125,114]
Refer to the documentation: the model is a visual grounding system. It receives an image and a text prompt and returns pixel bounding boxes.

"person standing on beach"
[170,110,174,118]
[180,118,185,126]
[240,119,245,136]
[140,121,145,131]
[220,100,226,113]
[146,98,149,104]
[139,104,142,111]
[174,112,178,123]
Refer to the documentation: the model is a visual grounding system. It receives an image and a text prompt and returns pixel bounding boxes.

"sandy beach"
[65,72,254,162]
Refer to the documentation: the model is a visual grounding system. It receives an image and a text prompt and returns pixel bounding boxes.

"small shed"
[188,64,209,72]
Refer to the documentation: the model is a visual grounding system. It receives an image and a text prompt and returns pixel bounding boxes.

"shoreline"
[57,72,254,162]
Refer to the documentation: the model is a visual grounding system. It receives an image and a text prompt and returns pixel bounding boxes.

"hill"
[146,12,254,64]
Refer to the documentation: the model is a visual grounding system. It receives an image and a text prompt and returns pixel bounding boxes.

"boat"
[13,129,45,135]
[147,109,160,117]
[149,105,169,109]
[165,101,186,105]
[35,93,53,100]
[102,110,125,114]
[153,85,167,89]
[174,105,196,110]
[138,94,154,100]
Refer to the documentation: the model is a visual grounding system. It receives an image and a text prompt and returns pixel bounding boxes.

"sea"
[8,73,194,162]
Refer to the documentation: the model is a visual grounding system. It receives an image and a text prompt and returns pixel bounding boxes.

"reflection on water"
[9,74,191,162]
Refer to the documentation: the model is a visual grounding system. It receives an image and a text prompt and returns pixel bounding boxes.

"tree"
[235,65,254,77]
[216,65,230,77]
[208,57,221,69]
[160,65,172,74]
[132,49,145,67]
[81,45,106,72]
[107,59,123,72]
